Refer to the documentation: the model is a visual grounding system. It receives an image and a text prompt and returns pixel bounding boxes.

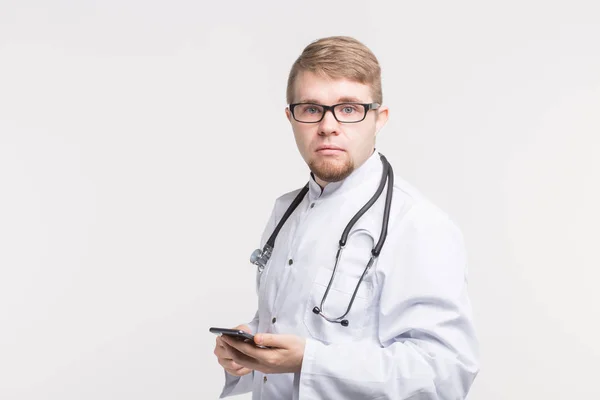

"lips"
[316,145,344,152]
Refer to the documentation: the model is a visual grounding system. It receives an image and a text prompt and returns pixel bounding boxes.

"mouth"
[316,146,345,154]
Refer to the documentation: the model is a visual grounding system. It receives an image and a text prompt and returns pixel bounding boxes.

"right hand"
[214,324,254,377]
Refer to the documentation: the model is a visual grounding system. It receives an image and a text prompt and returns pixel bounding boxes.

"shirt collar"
[308,148,382,202]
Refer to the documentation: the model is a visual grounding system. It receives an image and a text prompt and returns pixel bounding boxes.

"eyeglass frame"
[288,102,381,124]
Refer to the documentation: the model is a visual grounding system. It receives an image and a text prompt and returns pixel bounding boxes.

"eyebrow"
[297,96,366,104]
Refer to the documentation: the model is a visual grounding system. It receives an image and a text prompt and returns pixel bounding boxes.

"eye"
[339,104,360,114]
[299,104,323,115]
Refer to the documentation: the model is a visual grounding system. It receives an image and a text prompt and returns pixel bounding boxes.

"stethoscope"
[250,152,394,327]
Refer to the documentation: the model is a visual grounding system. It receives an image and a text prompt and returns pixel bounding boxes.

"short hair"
[286,36,382,105]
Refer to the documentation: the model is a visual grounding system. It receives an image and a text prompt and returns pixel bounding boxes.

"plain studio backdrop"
[1,1,599,399]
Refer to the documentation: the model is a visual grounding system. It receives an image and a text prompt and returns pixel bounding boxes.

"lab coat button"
[263,376,268,383]
[288,259,293,265]
[272,317,276,323]
[310,203,315,208]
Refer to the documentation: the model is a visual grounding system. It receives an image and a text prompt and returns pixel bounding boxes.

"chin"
[309,155,354,182]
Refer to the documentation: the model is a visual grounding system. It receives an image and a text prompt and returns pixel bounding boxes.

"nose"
[318,108,340,136]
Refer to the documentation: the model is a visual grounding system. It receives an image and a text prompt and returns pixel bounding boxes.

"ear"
[374,105,389,136]
[285,107,292,123]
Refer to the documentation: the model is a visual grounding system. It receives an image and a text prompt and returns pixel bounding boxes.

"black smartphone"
[210,327,256,342]
[209,327,270,348]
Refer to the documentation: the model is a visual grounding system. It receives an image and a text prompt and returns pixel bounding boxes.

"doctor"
[213,36,479,399]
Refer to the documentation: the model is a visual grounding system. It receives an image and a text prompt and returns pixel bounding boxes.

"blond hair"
[286,36,382,105]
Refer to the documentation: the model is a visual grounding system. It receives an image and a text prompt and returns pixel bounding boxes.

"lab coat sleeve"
[298,203,480,399]
[219,200,279,398]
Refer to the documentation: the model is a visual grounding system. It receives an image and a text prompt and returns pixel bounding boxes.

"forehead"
[293,70,372,104]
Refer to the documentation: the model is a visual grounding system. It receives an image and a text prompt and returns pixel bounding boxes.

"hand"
[221,332,306,374]
[214,324,253,377]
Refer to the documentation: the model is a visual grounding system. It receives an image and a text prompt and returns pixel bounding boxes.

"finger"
[225,341,262,371]
[217,346,251,372]
[230,348,260,371]
[236,367,252,376]
[216,336,228,349]
[220,339,240,359]
[221,336,264,359]
[215,348,231,362]
[219,357,243,371]
[222,358,247,376]
[214,340,231,358]
[225,366,252,377]
[216,341,242,363]
[222,337,250,357]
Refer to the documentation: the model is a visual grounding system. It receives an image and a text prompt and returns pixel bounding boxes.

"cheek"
[293,127,315,147]
[348,128,368,145]
[348,129,375,154]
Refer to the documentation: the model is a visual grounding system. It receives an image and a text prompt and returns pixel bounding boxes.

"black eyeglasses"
[289,102,380,123]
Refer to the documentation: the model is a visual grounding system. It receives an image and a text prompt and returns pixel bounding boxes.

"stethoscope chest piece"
[250,244,273,273]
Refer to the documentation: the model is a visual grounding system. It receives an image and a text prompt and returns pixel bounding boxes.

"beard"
[309,154,355,183]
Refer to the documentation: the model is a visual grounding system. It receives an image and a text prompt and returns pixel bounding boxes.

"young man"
[213,36,479,399]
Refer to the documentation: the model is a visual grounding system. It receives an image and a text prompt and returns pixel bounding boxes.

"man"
[213,36,479,399]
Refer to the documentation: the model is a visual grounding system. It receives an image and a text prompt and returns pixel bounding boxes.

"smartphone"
[209,327,270,348]
[210,327,256,342]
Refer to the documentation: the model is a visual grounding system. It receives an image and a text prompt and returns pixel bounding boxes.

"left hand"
[221,333,306,374]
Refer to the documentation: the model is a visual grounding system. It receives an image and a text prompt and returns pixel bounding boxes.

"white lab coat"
[219,150,479,399]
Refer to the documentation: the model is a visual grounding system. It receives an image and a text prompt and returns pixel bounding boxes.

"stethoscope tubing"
[314,155,394,325]
[250,152,394,327]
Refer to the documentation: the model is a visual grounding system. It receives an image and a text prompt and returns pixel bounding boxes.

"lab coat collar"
[308,148,382,202]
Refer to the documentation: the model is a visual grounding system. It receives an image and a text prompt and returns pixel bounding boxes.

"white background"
[1,1,599,399]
